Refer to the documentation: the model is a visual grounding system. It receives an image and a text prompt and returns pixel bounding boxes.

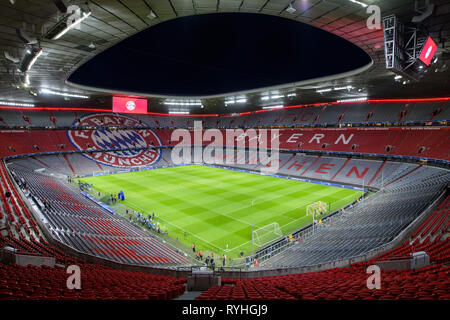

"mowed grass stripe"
[80,165,363,256]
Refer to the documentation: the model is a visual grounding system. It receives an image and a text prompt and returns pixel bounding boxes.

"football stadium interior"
[0,0,449,303]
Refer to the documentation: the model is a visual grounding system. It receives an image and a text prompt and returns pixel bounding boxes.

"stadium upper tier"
[0,126,448,162]
[0,101,449,128]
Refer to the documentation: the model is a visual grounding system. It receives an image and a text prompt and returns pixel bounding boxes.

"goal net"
[306,201,328,222]
[253,222,282,247]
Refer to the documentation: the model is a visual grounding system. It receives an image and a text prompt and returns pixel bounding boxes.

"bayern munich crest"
[67,114,162,168]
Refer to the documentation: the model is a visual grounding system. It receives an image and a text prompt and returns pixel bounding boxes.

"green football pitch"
[79,165,363,258]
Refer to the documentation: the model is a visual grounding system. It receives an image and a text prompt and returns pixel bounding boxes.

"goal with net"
[252,222,282,247]
[306,201,328,218]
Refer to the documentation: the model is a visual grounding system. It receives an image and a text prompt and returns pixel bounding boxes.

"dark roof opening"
[68,12,372,97]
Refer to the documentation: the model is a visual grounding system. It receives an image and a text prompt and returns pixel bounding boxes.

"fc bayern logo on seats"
[67,114,162,168]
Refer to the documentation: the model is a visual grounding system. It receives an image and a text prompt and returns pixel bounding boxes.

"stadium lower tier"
[1,149,449,300]
[7,148,446,190]
[0,161,190,267]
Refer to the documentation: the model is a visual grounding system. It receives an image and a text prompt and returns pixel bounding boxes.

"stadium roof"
[0,0,449,114]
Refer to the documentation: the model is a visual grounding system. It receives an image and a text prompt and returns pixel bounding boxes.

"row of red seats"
[411,198,448,239]
[197,263,449,300]
[375,196,449,263]
[420,198,449,238]
[1,127,450,161]
[0,263,186,300]
[0,162,41,238]
[0,232,78,266]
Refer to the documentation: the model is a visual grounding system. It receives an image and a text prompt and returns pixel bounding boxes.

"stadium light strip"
[349,0,367,8]
[163,102,202,106]
[27,48,43,71]
[168,111,189,115]
[53,11,92,40]
[39,88,89,99]
[1,97,450,117]
[225,98,247,104]
[261,95,284,100]
[262,105,284,110]
[334,85,353,91]
[336,97,368,103]
[0,101,35,107]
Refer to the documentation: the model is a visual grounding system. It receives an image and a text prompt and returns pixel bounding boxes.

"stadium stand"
[0,126,449,161]
[1,102,449,129]
[196,196,449,300]
[260,166,448,268]
[0,106,449,301]
[196,263,449,300]
[7,164,189,266]
[0,263,186,300]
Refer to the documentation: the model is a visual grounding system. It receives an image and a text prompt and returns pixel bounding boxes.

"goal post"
[252,222,282,247]
[306,201,328,218]
[306,201,328,230]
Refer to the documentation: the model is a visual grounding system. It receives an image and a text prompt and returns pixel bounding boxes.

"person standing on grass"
[199,250,203,260]
[222,254,226,267]
[192,242,196,253]
[205,256,210,267]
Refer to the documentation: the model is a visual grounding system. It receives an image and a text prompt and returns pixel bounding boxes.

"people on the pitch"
[199,250,203,260]
[192,242,196,253]
[222,254,226,267]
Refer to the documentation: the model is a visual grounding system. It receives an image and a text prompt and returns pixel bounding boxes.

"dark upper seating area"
[0,101,449,128]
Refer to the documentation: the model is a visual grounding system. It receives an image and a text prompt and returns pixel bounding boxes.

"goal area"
[252,222,282,247]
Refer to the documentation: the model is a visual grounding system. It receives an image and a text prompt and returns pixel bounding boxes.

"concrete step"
[173,290,203,300]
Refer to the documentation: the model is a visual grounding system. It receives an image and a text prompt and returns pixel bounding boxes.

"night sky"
[69,13,372,97]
